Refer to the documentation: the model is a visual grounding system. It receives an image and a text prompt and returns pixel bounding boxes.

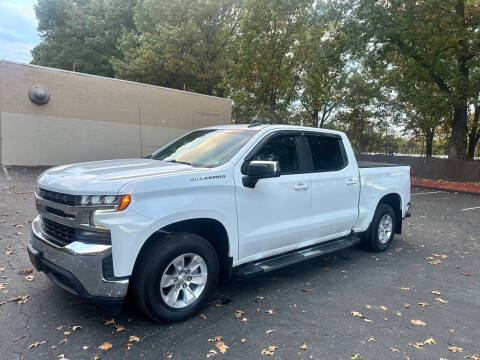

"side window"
[252,135,299,174]
[307,135,347,172]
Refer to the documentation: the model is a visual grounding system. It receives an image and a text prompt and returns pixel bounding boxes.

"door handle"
[294,183,310,190]
[345,177,357,185]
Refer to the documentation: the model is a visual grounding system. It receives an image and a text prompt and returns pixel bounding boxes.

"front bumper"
[28,216,128,304]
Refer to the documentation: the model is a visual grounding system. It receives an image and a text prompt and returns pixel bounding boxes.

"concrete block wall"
[0,60,232,165]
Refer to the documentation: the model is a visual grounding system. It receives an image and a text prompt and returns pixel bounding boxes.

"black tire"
[131,232,219,323]
[363,203,396,252]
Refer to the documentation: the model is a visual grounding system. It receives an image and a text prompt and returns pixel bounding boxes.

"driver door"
[234,131,313,262]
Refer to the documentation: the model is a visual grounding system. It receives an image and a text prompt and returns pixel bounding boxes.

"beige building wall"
[0,60,232,165]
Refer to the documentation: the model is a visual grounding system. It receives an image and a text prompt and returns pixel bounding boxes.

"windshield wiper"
[166,159,192,166]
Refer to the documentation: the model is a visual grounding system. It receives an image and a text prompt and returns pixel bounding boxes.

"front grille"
[42,218,76,246]
[39,188,76,206]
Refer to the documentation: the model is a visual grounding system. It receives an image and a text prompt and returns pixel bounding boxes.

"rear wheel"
[363,204,396,252]
[132,233,219,322]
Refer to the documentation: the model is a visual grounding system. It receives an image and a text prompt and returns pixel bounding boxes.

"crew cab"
[27,125,411,322]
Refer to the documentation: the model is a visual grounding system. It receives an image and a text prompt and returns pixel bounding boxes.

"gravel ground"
[0,166,479,360]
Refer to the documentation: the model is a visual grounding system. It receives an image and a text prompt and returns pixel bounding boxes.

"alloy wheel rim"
[160,253,208,309]
[377,214,393,244]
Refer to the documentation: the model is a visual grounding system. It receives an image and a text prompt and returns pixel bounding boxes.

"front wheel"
[363,203,396,252]
[132,233,219,322]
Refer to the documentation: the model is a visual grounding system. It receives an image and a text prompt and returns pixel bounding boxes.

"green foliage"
[31,0,136,76]
[224,0,313,123]
[112,0,240,96]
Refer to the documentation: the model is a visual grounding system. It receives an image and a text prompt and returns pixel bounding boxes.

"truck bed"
[357,161,401,168]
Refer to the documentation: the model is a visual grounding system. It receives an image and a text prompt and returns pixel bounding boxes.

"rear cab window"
[305,134,348,172]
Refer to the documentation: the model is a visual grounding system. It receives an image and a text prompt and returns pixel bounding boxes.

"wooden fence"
[356,154,480,183]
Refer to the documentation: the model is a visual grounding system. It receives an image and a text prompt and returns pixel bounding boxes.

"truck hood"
[38,159,199,194]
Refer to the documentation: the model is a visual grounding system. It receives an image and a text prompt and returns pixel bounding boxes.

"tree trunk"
[467,104,480,159]
[449,105,468,159]
[425,131,434,157]
[312,110,319,127]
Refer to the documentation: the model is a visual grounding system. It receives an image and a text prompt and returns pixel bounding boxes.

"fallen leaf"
[256,296,264,300]
[206,349,217,358]
[241,317,248,322]
[390,348,399,352]
[427,259,442,265]
[380,305,387,311]
[266,309,274,315]
[401,287,411,291]
[0,283,7,289]
[300,343,308,350]
[72,326,82,331]
[368,336,376,342]
[59,338,67,344]
[466,354,480,360]
[448,345,463,353]
[261,345,277,356]
[28,340,47,349]
[449,329,455,333]
[423,338,436,345]
[396,311,402,316]
[235,310,245,318]
[103,319,115,325]
[266,329,275,334]
[208,336,223,342]
[129,336,140,343]
[418,302,429,307]
[21,267,34,274]
[98,342,112,350]
[435,297,448,304]
[0,268,5,272]
[411,319,426,326]
[63,331,71,335]
[241,338,246,343]
[351,311,365,318]
[404,303,411,308]
[114,324,125,332]
[461,272,471,277]
[199,313,207,320]
[350,354,360,360]
[215,341,228,354]
[431,290,441,295]
[365,304,372,309]
[8,295,28,304]
[82,345,88,350]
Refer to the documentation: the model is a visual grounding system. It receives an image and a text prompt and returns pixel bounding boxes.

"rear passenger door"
[305,133,360,239]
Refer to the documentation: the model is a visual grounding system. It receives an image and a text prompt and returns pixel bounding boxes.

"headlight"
[79,194,131,211]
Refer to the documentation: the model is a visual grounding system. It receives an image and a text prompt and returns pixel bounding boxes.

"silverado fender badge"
[190,174,226,182]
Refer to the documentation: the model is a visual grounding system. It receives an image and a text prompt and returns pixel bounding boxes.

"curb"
[412,184,480,197]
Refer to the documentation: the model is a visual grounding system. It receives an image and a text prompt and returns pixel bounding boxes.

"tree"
[467,94,480,159]
[225,0,313,123]
[31,0,136,77]
[349,0,480,159]
[112,0,240,96]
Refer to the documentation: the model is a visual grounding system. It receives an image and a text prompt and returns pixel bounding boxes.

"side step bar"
[234,235,361,278]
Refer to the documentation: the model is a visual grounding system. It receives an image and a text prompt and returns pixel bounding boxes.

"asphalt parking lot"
[1,166,479,360]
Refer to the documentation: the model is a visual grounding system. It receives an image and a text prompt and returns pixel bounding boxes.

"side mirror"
[242,160,280,188]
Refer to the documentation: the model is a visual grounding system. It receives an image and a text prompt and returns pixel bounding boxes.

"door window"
[306,135,347,172]
[251,135,299,174]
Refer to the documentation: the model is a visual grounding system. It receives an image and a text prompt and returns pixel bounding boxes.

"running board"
[234,235,361,278]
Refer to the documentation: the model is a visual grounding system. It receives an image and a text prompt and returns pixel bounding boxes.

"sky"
[0,0,40,63]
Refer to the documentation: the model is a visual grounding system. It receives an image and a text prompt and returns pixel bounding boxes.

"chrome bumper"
[29,216,128,301]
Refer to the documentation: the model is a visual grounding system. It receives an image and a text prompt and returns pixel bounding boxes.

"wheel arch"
[133,218,232,281]
[377,193,402,234]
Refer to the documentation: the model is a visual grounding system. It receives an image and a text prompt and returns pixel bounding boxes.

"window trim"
[302,132,349,173]
[241,130,308,175]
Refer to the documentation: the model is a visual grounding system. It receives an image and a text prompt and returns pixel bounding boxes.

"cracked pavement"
[0,166,479,360]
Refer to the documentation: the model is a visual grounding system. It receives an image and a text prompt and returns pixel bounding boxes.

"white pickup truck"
[28,124,411,322]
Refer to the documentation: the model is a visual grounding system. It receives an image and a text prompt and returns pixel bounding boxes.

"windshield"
[151,129,258,167]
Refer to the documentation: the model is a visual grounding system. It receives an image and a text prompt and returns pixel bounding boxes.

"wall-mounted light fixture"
[28,85,50,105]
